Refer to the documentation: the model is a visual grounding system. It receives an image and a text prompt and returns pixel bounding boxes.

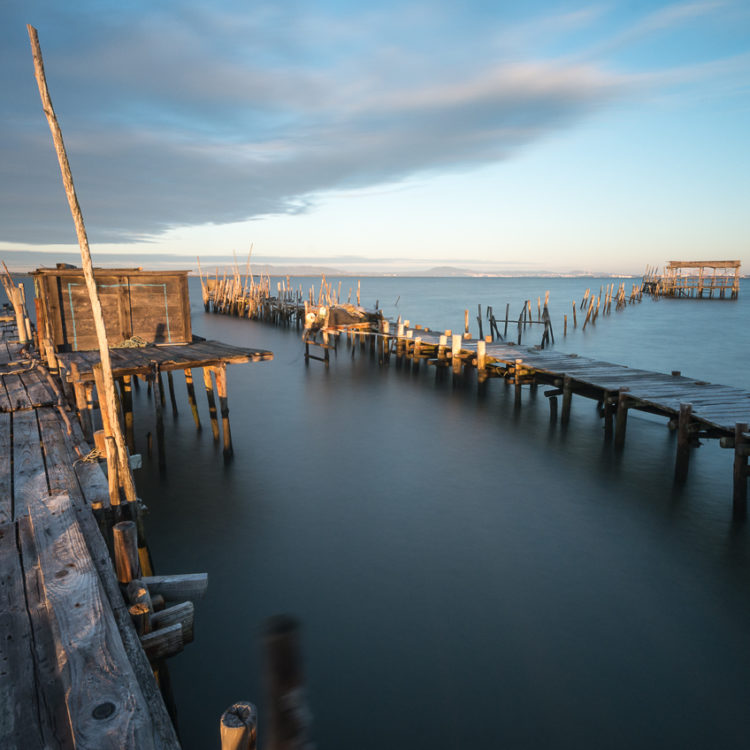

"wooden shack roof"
[666,260,741,270]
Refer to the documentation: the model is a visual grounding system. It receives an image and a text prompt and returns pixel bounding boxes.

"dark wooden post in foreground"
[220,702,257,750]
[734,423,748,520]
[603,390,614,440]
[674,403,692,483]
[120,374,135,452]
[264,615,313,750]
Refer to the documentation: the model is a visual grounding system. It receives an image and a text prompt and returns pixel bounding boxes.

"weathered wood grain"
[0,521,45,749]
[12,410,47,519]
[29,493,157,749]
[3,373,32,411]
[0,413,10,524]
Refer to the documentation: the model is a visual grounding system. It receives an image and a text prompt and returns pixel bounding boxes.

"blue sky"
[1,0,748,273]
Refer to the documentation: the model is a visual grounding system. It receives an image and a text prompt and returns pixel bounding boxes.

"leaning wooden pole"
[28,25,136,503]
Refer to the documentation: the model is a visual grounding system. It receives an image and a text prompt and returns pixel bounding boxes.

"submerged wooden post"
[674,403,692,483]
[561,376,573,426]
[734,423,748,520]
[214,365,233,459]
[615,388,630,450]
[264,615,313,750]
[185,368,202,430]
[220,702,258,750]
[514,358,523,403]
[203,367,221,442]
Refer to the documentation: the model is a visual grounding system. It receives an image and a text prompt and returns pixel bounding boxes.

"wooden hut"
[32,265,192,351]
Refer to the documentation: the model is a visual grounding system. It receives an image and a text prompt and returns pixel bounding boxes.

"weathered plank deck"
[56,338,272,381]
[0,316,180,748]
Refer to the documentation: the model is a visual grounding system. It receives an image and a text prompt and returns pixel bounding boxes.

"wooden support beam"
[120,375,135,453]
[603,390,614,441]
[184,368,201,430]
[674,403,692,483]
[214,364,233,460]
[167,371,178,417]
[734,423,748,520]
[150,364,166,472]
[561,376,573,426]
[141,573,208,602]
[615,388,630,450]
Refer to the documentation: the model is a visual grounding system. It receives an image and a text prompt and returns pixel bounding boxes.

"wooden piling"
[264,615,313,750]
[151,364,166,471]
[167,371,178,417]
[120,375,135,453]
[603,391,614,440]
[615,388,630,450]
[203,367,220,443]
[220,702,258,750]
[113,520,141,584]
[184,368,201,430]
[674,403,692,483]
[561,376,573,426]
[214,365,233,460]
[734,423,748,519]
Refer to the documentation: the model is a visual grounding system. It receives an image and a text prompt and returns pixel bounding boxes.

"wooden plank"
[0,413,10,524]
[0,520,45,750]
[0,378,12,412]
[28,493,158,749]
[12,410,47,519]
[3,373,32,411]
[36,409,84,504]
[20,370,56,408]
[16,514,75,748]
[69,497,179,747]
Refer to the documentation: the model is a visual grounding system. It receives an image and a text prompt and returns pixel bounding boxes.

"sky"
[1,0,748,274]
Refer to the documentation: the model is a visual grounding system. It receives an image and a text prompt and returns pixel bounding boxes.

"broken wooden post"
[264,615,313,750]
[674,403,692,483]
[220,702,258,750]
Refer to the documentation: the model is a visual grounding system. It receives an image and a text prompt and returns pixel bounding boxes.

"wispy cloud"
[0,0,746,246]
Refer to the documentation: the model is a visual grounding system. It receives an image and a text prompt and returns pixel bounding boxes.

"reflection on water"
[130,278,750,749]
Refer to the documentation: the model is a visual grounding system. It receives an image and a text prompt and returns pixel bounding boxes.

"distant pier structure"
[642,260,741,299]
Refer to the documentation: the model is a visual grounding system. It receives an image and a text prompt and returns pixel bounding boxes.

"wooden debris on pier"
[642,260,741,299]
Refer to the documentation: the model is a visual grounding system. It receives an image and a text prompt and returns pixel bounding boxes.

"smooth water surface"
[90,277,750,748]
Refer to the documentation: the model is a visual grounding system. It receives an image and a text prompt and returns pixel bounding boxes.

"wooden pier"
[642,260,741,299]
[0,323,182,748]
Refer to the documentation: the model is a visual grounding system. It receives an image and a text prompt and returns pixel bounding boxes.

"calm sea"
[31,275,750,748]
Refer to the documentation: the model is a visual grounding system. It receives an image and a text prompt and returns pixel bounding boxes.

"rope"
[116,335,150,348]
[74,448,103,465]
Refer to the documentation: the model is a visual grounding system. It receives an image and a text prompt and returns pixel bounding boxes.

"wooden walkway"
[0,324,180,747]
[298,313,750,514]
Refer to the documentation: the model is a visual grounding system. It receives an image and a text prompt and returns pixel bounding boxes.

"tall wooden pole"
[28,25,136,503]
